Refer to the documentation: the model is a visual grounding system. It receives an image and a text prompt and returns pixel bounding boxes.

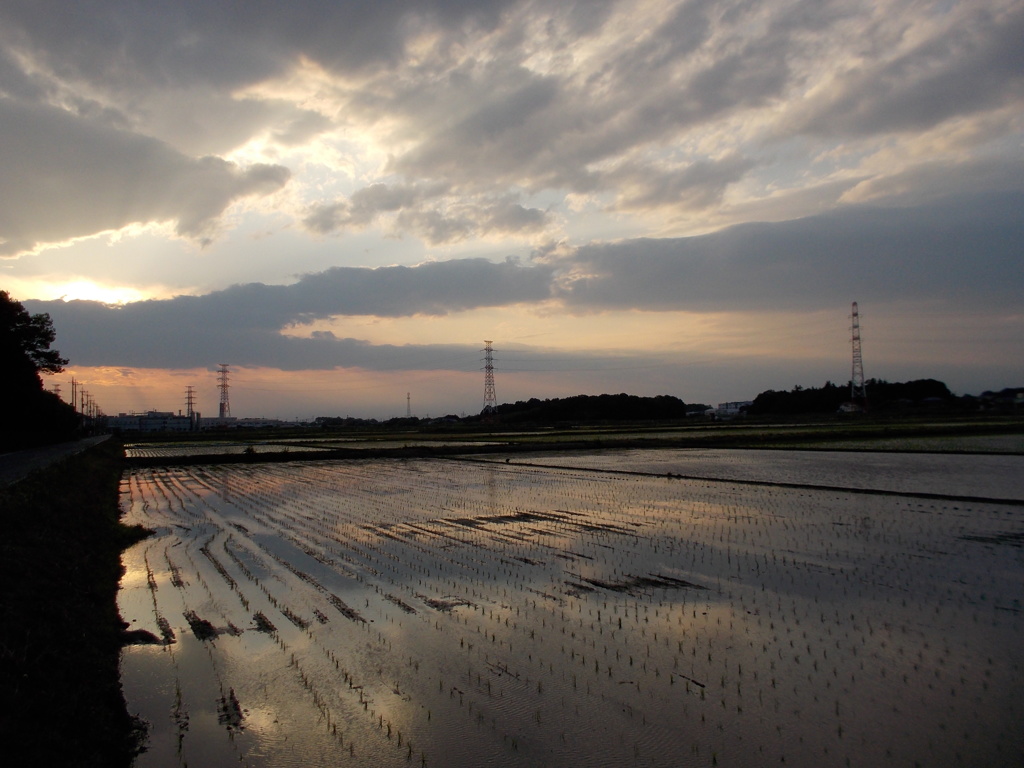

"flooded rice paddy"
[508,448,1024,499]
[125,442,332,458]
[124,439,504,459]
[119,451,1023,767]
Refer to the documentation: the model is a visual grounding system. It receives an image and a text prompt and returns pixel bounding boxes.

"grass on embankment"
[0,438,150,767]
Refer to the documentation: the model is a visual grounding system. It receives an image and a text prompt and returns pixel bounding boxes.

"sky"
[1,0,1022,420]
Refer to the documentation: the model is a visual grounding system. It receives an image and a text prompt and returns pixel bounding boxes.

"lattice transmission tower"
[217,364,231,418]
[850,302,867,410]
[482,340,497,414]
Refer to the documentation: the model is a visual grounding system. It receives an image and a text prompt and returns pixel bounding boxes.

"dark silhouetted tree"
[1,291,77,449]
[1,291,67,390]
[494,393,687,424]
[748,378,955,416]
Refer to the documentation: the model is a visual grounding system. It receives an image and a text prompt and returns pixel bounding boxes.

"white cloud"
[0,99,290,255]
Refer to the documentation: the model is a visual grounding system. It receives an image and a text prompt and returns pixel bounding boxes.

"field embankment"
[123,416,1024,468]
[0,438,149,766]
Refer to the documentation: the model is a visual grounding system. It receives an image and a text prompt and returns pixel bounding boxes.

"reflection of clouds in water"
[525,448,1024,500]
[238,705,282,736]
[118,453,1024,767]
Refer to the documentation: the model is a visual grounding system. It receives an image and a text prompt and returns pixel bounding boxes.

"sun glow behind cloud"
[6,278,153,305]
[277,306,849,360]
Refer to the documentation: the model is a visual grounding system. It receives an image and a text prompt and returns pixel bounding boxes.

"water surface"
[120,451,1023,767]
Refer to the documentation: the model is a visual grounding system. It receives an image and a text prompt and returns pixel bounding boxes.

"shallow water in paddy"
[119,451,1023,767]
[502,448,1024,499]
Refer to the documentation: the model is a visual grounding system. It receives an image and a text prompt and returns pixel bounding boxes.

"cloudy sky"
[2,0,1022,419]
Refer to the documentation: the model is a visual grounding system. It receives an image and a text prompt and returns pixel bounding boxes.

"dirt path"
[0,434,110,488]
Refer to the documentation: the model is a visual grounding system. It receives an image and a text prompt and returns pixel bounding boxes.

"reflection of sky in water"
[124,440,504,458]
[120,454,1023,767]
[503,448,1024,499]
[125,442,331,458]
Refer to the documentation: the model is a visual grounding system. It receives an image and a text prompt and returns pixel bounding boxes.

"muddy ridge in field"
[182,610,218,641]
[155,615,175,644]
[217,688,244,732]
[251,611,276,633]
[383,593,417,613]
[959,530,1024,547]
[416,594,474,611]
[569,573,708,596]
[123,628,162,645]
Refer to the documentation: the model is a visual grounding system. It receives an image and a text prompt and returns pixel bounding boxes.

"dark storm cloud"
[793,4,1024,137]
[0,0,517,88]
[25,187,1023,371]
[304,183,448,233]
[385,25,784,197]
[2,0,1021,257]
[0,0,519,253]
[555,188,1024,312]
[303,183,549,243]
[379,0,799,210]
[609,154,756,211]
[0,98,290,255]
[0,46,44,101]
[27,258,556,368]
[482,198,549,233]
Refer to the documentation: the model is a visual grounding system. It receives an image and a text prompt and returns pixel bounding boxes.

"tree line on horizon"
[746,378,969,416]
[492,393,695,423]
[328,378,1012,427]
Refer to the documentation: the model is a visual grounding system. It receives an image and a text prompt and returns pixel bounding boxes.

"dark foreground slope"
[0,439,149,767]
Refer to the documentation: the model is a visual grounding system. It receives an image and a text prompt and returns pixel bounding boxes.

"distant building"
[234,417,289,429]
[197,416,288,429]
[715,401,752,419]
[108,411,198,433]
[199,416,238,430]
